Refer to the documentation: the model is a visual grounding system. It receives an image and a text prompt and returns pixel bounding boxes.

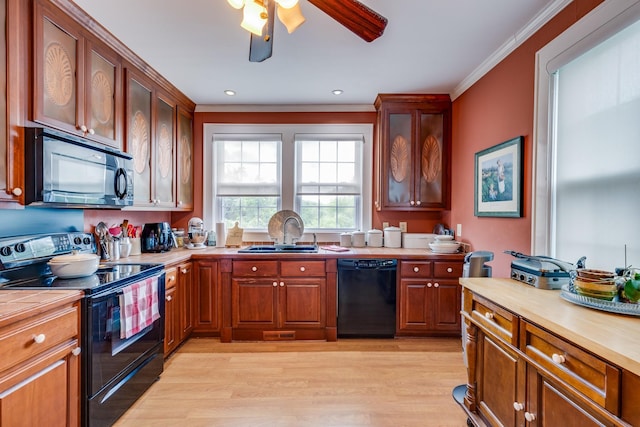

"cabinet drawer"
[233,260,278,277]
[469,293,518,346]
[165,266,178,290]
[0,303,79,373]
[400,261,432,278]
[280,261,325,277]
[433,261,463,278]
[521,320,620,413]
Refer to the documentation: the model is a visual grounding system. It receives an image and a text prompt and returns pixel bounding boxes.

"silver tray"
[560,284,640,317]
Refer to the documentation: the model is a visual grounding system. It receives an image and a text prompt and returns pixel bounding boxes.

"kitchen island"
[458,277,640,426]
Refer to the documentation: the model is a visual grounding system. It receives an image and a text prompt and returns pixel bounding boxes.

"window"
[203,124,372,242]
[214,134,281,229]
[295,135,362,230]
[534,1,640,269]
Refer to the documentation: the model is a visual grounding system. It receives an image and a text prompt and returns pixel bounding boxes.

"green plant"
[623,270,640,303]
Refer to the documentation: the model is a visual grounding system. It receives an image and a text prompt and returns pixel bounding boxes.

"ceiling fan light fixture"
[277,2,305,34]
[274,0,298,9]
[241,0,268,36]
[227,0,245,10]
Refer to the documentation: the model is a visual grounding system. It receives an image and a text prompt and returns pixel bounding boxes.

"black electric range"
[0,231,166,427]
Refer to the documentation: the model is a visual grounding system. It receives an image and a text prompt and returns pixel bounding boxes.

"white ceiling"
[71,0,564,107]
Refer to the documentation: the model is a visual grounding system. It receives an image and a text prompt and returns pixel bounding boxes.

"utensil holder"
[129,238,141,256]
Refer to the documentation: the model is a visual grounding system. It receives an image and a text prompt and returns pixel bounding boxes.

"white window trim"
[203,123,373,243]
[532,0,640,255]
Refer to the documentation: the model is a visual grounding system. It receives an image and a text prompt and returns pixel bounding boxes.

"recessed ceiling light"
[332,89,343,95]
[224,89,236,96]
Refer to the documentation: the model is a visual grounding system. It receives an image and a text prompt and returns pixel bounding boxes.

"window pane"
[554,19,640,269]
[219,196,278,230]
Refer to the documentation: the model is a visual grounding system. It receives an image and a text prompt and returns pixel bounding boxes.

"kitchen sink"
[238,244,319,253]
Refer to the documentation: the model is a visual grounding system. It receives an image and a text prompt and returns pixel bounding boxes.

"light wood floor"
[115,337,469,427]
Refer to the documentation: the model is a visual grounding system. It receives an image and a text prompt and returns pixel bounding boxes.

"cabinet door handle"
[513,402,524,411]
[72,347,82,356]
[12,187,22,196]
[413,267,420,273]
[551,353,566,364]
[524,412,536,422]
[410,200,415,206]
[273,281,278,287]
[80,124,88,132]
[447,267,453,273]
[434,282,439,288]
[181,268,189,274]
[427,282,433,288]
[88,128,95,135]
[279,281,285,287]
[166,295,172,301]
[484,312,494,320]
[251,266,258,272]
[416,200,422,206]
[33,334,46,344]
[300,266,306,272]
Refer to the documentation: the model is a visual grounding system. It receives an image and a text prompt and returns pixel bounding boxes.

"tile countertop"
[460,277,640,377]
[111,246,467,266]
[0,290,83,328]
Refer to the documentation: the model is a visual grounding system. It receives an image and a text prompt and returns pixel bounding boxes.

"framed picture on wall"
[474,136,523,217]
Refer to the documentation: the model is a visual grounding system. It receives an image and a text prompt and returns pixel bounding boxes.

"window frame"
[532,0,640,255]
[203,123,373,243]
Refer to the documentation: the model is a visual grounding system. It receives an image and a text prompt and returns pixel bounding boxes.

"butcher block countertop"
[460,277,640,377]
[0,290,83,328]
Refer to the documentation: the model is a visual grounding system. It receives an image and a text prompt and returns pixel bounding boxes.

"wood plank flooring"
[114,338,469,427]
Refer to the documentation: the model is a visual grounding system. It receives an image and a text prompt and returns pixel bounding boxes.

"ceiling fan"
[228,0,388,62]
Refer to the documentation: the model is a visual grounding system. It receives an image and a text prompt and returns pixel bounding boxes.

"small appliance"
[24,126,134,208]
[141,222,173,252]
[187,217,208,248]
[506,250,585,290]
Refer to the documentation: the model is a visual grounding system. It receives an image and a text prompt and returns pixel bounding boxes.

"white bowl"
[429,241,460,253]
[434,235,454,241]
[48,253,100,278]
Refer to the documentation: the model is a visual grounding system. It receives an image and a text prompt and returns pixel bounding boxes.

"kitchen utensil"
[351,231,365,247]
[383,226,402,248]
[48,252,100,278]
[268,210,304,245]
[367,229,383,247]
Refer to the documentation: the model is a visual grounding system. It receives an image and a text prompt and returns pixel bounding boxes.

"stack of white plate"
[428,235,461,253]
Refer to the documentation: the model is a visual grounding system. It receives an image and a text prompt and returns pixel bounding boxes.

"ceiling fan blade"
[249,0,275,62]
[307,0,387,42]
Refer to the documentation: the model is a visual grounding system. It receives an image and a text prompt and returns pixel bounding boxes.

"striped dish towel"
[120,276,160,339]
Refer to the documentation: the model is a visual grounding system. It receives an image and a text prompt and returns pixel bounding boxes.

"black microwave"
[24,127,134,208]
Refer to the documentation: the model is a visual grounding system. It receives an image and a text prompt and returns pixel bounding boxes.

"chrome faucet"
[283,216,301,245]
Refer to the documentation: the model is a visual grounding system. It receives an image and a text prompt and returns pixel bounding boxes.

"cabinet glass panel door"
[154,97,175,207]
[177,108,193,209]
[88,50,116,142]
[127,76,152,205]
[41,17,78,128]
[417,113,444,205]
[387,113,412,206]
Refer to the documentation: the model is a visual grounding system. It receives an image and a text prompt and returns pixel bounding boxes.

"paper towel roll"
[215,223,225,247]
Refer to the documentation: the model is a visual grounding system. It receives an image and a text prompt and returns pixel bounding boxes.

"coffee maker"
[141,222,173,252]
[463,251,494,277]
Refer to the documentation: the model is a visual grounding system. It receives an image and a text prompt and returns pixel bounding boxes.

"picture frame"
[474,136,523,217]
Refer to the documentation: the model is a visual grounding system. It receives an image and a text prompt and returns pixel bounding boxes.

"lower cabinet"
[398,259,462,336]
[192,260,221,335]
[0,298,81,427]
[230,259,327,341]
[462,287,631,427]
[164,261,195,357]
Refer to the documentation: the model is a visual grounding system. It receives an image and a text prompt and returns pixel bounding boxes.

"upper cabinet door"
[33,1,123,149]
[153,93,175,208]
[125,70,153,207]
[33,2,81,135]
[375,94,451,211]
[176,107,193,210]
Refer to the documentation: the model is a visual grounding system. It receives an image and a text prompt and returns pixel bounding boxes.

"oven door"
[85,274,165,397]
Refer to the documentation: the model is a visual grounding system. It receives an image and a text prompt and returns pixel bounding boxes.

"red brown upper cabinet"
[374,94,451,211]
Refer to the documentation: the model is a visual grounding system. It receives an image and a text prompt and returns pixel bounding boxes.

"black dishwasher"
[337,259,397,338]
